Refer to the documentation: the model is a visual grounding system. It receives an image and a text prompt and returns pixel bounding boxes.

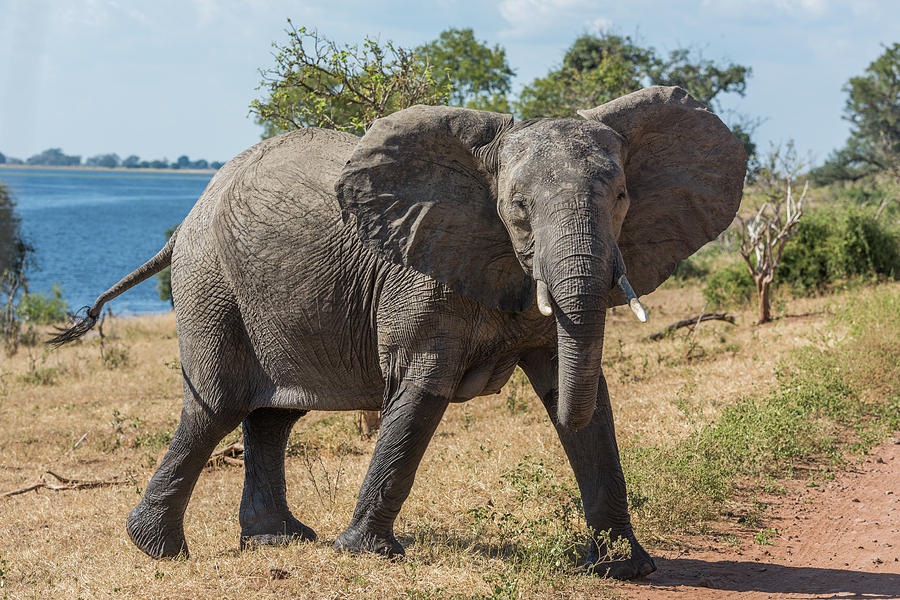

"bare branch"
[645,313,736,341]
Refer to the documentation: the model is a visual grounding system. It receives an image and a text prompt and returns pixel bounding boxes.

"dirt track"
[621,435,900,600]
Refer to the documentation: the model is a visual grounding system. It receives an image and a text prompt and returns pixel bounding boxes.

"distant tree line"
[0,148,224,170]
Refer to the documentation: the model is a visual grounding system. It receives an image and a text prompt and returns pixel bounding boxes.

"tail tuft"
[47,306,99,347]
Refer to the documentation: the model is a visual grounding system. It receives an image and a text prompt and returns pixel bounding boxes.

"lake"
[1,167,214,314]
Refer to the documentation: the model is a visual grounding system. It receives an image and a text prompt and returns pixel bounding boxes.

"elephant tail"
[48,229,178,347]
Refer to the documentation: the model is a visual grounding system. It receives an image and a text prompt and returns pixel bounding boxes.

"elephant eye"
[511,193,528,210]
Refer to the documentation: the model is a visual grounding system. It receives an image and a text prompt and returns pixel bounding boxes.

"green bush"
[702,261,754,308]
[671,255,710,283]
[18,283,68,324]
[778,207,899,294]
[703,206,898,308]
[156,225,177,306]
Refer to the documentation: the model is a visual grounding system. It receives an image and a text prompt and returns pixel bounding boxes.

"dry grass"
[0,282,892,599]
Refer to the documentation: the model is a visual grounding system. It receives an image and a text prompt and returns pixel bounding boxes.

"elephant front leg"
[522,350,654,580]
[335,383,448,558]
[545,379,656,580]
[240,407,317,549]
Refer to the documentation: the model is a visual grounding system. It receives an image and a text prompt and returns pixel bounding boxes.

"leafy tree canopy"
[251,20,453,138]
[416,27,515,112]
[516,33,751,144]
[813,43,900,184]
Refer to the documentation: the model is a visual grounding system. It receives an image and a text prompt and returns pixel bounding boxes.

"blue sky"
[0,0,897,165]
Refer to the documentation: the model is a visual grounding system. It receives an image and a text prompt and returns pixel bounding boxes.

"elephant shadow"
[631,557,900,598]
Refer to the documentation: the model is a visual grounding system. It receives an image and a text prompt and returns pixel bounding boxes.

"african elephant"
[53,86,745,580]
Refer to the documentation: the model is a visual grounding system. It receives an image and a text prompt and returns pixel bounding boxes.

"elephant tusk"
[617,274,648,323]
[536,280,553,316]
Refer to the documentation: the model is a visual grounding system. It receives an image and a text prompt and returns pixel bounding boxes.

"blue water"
[1,167,214,314]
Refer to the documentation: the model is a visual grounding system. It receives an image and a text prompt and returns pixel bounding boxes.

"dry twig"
[646,313,736,341]
[1,471,125,499]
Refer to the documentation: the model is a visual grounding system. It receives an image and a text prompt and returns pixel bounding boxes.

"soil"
[620,434,900,600]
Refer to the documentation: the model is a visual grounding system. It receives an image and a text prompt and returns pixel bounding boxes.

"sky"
[0,0,897,166]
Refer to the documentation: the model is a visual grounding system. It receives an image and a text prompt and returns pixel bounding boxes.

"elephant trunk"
[539,212,611,431]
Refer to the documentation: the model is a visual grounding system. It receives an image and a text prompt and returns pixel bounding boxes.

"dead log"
[645,312,735,341]
[205,441,245,468]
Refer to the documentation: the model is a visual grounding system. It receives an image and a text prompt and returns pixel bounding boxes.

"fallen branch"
[205,441,244,468]
[645,313,735,341]
[1,471,125,499]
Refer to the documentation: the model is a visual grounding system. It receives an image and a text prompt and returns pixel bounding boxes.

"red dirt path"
[620,434,900,600]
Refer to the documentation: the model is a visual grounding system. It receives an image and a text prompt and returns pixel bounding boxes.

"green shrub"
[778,207,899,294]
[703,206,898,308]
[702,261,754,308]
[18,283,68,324]
[671,255,710,283]
[156,225,177,306]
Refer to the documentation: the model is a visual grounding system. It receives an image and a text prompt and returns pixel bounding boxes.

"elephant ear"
[336,105,534,312]
[578,86,747,305]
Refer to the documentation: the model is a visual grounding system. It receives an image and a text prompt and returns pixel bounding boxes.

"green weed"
[753,528,778,545]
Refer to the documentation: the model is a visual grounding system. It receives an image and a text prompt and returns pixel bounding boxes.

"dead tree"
[736,149,808,324]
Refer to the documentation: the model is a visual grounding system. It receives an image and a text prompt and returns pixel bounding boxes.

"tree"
[251,21,452,138]
[416,28,515,112]
[814,43,900,185]
[26,148,81,166]
[516,33,752,143]
[122,155,141,168]
[1,179,34,349]
[736,144,808,324]
[0,151,5,164]
[86,153,121,168]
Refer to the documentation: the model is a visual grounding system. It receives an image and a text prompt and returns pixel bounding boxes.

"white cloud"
[700,0,832,18]
[588,17,613,33]
[60,0,146,28]
[498,0,605,36]
[192,0,218,27]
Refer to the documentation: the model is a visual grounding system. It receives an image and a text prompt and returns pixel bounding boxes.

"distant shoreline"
[0,164,218,175]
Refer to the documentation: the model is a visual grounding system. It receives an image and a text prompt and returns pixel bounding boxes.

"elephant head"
[336,86,746,430]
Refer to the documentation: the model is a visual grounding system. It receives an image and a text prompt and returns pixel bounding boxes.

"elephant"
[52,85,745,580]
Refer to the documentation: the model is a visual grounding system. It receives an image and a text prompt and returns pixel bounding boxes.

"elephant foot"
[334,526,404,558]
[584,531,656,580]
[126,501,188,559]
[240,514,317,550]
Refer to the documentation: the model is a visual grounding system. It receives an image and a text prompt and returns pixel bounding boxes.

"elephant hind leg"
[127,291,258,559]
[127,402,244,559]
[239,407,317,549]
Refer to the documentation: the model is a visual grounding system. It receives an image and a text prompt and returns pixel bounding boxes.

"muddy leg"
[239,407,317,548]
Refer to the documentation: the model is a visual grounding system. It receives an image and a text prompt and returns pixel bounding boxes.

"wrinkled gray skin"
[54,86,745,580]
